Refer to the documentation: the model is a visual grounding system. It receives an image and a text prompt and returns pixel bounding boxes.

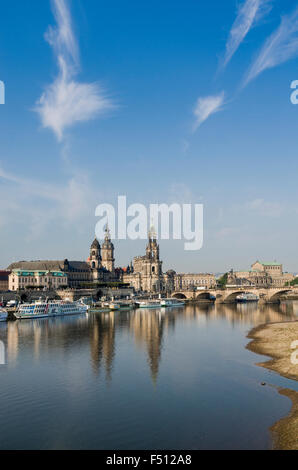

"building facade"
[0,270,10,291]
[9,268,68,291]
[122,229,216,294]
[8,231,118,291]
[228,261,294,288]
[123,228,163,293]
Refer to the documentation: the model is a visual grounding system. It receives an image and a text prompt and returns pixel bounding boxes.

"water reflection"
[2,302,297,384]
[1,302,298,450]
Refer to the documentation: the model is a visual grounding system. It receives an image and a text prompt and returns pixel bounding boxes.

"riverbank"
[247,321,298,450]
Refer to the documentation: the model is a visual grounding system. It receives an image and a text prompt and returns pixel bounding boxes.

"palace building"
[228,261,294,288]
[7,227,117,290]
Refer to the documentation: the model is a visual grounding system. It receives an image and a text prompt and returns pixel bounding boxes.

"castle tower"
[101,226,115,273]
[89,238,101,269]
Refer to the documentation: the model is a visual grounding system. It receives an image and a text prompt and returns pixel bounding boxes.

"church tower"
[89,238,101,269]
[101,226,115,273]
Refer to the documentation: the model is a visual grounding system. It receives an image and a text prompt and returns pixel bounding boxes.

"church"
[8,226,216,293]
[122,227,165,293]
[8,227,118,290]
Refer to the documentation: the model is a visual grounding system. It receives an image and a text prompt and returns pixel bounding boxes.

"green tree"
[217,273,228,289]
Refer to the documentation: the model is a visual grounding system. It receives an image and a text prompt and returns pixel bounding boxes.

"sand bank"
[247,321,298,450]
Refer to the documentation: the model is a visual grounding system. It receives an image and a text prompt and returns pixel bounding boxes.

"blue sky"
[1,0,298,273]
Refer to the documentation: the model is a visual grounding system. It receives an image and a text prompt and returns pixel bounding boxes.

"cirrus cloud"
[193,92,225,131]
[243,6,298,86]
[35,0,114,141]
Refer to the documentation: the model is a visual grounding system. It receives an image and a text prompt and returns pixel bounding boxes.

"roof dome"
[91,238,100,249]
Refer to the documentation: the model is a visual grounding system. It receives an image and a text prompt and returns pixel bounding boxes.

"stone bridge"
[172,286,296,304]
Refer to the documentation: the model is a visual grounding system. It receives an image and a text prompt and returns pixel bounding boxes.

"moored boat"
[0,308,8,322]
[160,299,185,307]
[15,300,88,320]
[136,300,162,308]
[236,293,259,303]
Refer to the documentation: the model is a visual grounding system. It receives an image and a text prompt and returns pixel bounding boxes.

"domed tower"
[89,238,101,269]
[101,226,115,273]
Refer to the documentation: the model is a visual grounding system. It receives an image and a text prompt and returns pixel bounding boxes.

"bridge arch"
[172,293,187,300]
[223,291,259,304]
[266,289,291,303]
[196,292,215,301]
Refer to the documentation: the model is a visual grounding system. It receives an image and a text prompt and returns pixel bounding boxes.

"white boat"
[15,300,88,320]
[136,300,162,309]
[0,308,8,322]
[160,299,185,307]
[236,293,259,303]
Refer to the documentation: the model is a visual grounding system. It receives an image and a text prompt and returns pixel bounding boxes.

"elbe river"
[0,302,297,450]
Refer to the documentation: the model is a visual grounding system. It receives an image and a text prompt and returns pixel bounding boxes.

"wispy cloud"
[245,198,283,217]
[35,0,114,141]
[244,6,298,86]
[193,92,225,131]
[0,163,96,241]
[222,0,272,69]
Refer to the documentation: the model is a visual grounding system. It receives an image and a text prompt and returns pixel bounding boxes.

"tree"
[217,273,228,289]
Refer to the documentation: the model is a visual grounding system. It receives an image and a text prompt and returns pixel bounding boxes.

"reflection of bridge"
[172,287,296,304]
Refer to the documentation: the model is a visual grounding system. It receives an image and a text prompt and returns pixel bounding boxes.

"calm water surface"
[0,302,297,450]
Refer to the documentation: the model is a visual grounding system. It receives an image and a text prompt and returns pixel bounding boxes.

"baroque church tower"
[101,226,115,273]
[89,238,101,269]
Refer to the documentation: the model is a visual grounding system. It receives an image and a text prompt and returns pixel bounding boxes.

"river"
[0,301,297,450]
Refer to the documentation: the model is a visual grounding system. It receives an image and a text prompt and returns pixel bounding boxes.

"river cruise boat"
[0,308,8,322]
[236,293,259,303]
[160,299,185,307]
[15,300,88,320]
[136,300,162,309]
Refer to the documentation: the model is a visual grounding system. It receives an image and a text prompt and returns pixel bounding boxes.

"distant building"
[8,229,118,290]
[228,260,294,288]
[173,273,216,290]
[0,270,10,291]
[122,228,216,294]
[123,227,163,293]
[9,268,68,291]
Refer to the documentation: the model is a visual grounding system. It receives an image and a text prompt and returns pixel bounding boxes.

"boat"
[15,300,88,320]
[0,308,8,322]
[109,301,134,311]
[160,299,185,307]
[109,302,121,311]
[136,300,162,309]
[236,293,259,303]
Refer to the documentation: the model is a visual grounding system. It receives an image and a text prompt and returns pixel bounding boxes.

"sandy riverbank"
[247,321,298,450]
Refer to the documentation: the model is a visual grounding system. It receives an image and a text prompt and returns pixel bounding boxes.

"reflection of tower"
[7,322,19,364]
[101,226,115,273]
[89,313,116,380]
[131,311,163,384]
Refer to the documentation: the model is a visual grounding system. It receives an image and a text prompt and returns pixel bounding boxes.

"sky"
[1,0,298,273]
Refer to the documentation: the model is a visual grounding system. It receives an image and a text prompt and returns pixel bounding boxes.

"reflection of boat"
[236,293,259,303]
[0,308,8,322]
[15,300,88,320]
[136,300,162,309]
[160,299,185,307]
